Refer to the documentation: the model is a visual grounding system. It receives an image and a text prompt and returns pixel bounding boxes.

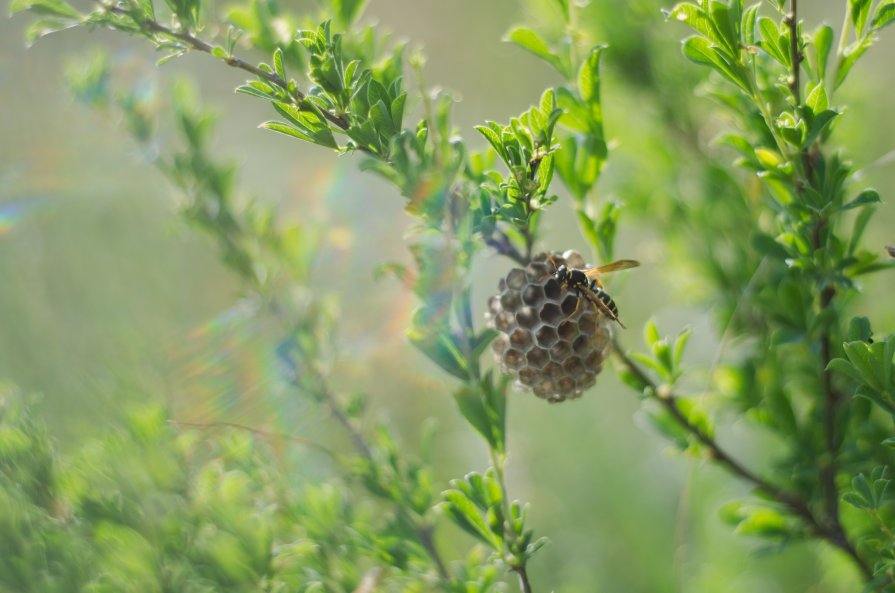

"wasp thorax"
[486,250,613,403]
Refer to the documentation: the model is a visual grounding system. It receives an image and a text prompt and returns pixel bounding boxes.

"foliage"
[6,0,895,591]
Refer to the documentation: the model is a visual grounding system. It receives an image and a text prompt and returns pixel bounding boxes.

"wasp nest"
[486,250,613,402]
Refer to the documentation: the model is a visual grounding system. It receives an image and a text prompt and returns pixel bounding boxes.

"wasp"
[546,256,640,328]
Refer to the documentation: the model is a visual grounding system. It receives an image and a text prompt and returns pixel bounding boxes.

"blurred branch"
[484,231,528,266]
[102,3,356,132]
[611,338,872,580]
[168,419,338,457]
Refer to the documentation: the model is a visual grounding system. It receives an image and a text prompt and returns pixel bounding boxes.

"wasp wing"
[583,259,640,279]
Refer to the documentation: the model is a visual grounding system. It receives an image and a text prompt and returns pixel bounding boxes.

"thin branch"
[785,0,802,104]
[169,419,337,457]
[104,4,354,132]
[485,231,529,266]
[611,340,872,579]
[515,565,534,593]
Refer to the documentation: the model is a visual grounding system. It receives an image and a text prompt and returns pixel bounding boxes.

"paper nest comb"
[486,250,613,402]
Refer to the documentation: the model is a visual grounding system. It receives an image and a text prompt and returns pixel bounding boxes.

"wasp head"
[553,264,569,285]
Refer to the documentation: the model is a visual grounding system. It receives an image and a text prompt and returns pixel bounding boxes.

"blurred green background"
[2,1,895,591]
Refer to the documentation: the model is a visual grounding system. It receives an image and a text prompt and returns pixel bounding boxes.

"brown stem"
[485,232,528,266]
[612,341,872,579]
[418,524,451,582]
[785,0,801,104]
[514,565,534,593]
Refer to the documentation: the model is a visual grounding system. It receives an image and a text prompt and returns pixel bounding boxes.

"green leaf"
[707,0,738,57]
[9,0,79,18]
[835,38,872,89]
[504,26,567,76]
[668,4,716,46]
[742,3,760,46]
[475,124,506,160]
[271,102,338,149]
[757,16,789,66]
[751,232,791,259]
[673,328,691,370]
[840,188,880,211]
[733,507,790,537]
[367,79,390,111]
[453,386,495,449]
[235,82,280,101]
[259,121,313,142]
[812,25,834,81]
[331,0,369,27]
[681,35,751,93]
[849,204,876,254]
[843,341,883,390]
[849,0,873,37]
[803,109,839,146]
[827,358,866,384]
[848,317,873,342]
[577,46,604,130]
[842,491,871,509]
[390,92,407,130]
[442,490,501,549]
[873,0,895,30]
[805,83,828,114]
[273,47,286,80]
[370,99,396,138]
[23,16,76,43]
[644,320,661,348]
[853,473,875,507]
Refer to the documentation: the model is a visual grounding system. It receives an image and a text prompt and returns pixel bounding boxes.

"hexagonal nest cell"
[485,250,614,403]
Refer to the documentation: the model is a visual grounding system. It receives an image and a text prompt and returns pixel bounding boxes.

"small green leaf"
[843,341,883,390]
[757,16,789,66]
[812,24,834,81]
[742,3,760,46]
[848,317,873,342]
[733,507,790,537]
[577,46,602,104]
[273,47,286,80]
[803,109,839,147]
[840,188,880,211]
[849,0,873,37]
[9,0,79,18]
[835,38,872,89]
[873,0,895,30]
[681,36,751,92]
[260,121,313,142]
[644,320,661,348]
[331,0,369,27]
[453,386,494,449]
[826,358,865,384]
[842,491,871,509]
[853,473,875,507]
[390,92,407,130]
[751,232,791,259]
[673,328,691,370]
[442,490,501,549]
[805,83,828,114]
[504,26,567,76]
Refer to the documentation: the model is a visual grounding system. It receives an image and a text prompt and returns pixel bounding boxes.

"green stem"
[489,447,535,593]
[830,1,852,99]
